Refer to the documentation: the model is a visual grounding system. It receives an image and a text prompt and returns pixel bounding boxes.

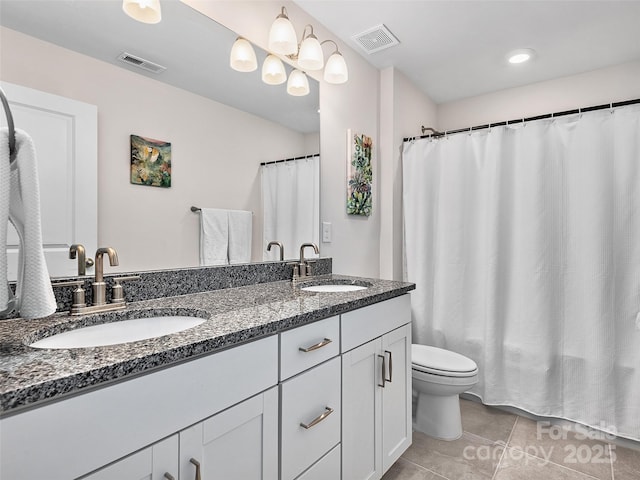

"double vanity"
[0,261,415,480]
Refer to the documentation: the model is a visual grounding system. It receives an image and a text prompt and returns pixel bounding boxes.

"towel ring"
[0,87,16,163]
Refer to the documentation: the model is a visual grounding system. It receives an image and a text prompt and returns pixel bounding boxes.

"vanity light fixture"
[507,48,536,64]
[287,69,310,96]
[230,37,258,72]
[122,0,162,24]
[262,54,287,85]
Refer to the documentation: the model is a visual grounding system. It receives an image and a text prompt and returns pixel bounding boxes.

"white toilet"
[411,344,478,440]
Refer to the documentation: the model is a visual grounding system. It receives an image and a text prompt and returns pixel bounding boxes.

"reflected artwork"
[130,134,172,188]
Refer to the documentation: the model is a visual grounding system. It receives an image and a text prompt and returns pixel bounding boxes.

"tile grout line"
[609,443,615,480]
[397,456,450,480]
[490,412,520,479]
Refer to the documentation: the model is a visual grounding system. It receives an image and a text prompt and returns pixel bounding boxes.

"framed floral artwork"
[130,134,172,188]
[347,129,372,216]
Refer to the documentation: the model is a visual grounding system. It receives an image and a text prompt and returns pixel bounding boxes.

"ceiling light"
[262,54,287,85]
[268,7,298,55]
[287,69,310,96]
[122,0,162,24]
[507,48,535,64]
[230,37,258,72]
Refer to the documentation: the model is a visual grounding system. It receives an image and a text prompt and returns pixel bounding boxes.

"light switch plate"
[322,222,332,242]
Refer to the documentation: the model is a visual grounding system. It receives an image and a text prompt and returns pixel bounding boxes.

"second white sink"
[30,316,206,349]
[301,284,368,293]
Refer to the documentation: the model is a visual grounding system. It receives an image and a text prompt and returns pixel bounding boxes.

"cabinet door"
[80,435,178,480]
[342,338,383,480]
[381,324,412,473]
[179,387,278,480]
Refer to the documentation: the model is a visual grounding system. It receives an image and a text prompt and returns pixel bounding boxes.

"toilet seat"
[412,344,478,378]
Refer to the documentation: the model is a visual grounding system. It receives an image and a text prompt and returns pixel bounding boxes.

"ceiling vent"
[351,24,399,54]
[117,52,166,74]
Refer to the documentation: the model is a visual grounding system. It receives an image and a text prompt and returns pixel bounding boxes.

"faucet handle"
[52,280,87,309]
[111,275,141,304]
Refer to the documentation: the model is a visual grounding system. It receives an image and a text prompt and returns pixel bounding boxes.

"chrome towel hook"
[0,86,16,163]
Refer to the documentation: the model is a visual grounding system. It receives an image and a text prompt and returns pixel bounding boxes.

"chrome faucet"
[296,243,319,279]
[69,244,94,276]
[93,247,119,306]
[267,241,284,261]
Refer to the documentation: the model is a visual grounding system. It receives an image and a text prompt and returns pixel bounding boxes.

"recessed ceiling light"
[507,48,536,64]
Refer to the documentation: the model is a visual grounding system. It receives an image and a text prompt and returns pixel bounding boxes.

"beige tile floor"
[383,399,640,480]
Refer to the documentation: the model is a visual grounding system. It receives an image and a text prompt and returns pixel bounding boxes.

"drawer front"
[341,294,411,352]
[281,357,341,480]
[280,316,340,380]
[296,444,341,480]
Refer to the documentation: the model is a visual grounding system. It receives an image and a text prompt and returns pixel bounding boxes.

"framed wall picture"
[346,129,372,216]
[130,134,171,188]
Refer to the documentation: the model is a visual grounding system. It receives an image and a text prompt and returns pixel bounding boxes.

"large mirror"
[0,0,320,276]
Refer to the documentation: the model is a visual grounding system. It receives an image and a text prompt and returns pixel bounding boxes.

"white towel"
[1,128,56,319]
[0,128,12,316]
[227,210,252,264]
[199,208,229,266]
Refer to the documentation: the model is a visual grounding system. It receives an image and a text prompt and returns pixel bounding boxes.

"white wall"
[379,67,437,280]
[0,26,312,272]
[186,0,383,277]
[437,60,640,131]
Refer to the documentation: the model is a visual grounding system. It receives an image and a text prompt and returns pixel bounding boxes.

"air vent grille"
[352,24,399,54]
[117,52,166,74]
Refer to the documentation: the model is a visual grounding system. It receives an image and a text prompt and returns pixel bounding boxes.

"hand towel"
[199,208,229,266]
[3,128,56,319]
[0,128,13,316]
[228,209,252,264]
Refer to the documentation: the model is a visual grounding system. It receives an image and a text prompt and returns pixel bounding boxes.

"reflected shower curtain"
[261,155,319,260]
[402,105,640,441]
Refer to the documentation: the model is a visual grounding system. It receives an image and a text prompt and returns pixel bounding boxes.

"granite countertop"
[0,274,414,415]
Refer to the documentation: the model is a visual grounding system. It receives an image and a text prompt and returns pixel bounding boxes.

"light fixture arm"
[320,39,340,55]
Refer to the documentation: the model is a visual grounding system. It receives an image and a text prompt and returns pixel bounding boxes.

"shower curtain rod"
[403,97,640,143]
[260,153,319,166]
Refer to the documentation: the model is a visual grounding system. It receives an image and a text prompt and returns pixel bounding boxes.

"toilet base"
[414,390,463,441]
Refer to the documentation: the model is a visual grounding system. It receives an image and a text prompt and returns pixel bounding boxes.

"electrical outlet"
[322,222,332,243]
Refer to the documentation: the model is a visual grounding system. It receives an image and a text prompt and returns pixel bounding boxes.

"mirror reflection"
[0,0,320,277]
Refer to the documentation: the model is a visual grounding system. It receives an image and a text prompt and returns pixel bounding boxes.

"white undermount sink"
[29,316,206,349]
[300,284,369,293]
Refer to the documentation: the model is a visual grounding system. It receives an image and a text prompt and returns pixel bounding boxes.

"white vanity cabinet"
[81,435,179,480]
[280,316,341,480]
[341,295,412,480]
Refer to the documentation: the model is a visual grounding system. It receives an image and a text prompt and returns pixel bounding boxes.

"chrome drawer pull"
[299,337,332,353]
[189,458,202,480]
[300,406,334,429]
[385,350,393,383]
[378,354,386,388]
[164,474,176,480]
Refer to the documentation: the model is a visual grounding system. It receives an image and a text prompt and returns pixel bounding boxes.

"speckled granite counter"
[0,274,414,415]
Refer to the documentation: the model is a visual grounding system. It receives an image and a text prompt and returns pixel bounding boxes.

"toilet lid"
[412,344,478,376]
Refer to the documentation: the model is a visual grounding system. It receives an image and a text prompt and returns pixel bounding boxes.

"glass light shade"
[287,69,310,96]
[122,0,162,24]
[262,54,287,85]
[324,52,348,84]
[230,37,258,72]
[297,34,324,70]
[268,14,298,55]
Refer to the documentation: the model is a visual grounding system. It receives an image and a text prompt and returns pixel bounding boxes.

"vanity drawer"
[280,315,340,380]
[296,444,341,480]
[281,357,341,480]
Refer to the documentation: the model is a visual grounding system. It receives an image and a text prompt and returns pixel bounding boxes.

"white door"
[179,387,278,480]
[0,81,97,279]
[381,324,412,473]
[342,338,383,480]
[80,435,178,480]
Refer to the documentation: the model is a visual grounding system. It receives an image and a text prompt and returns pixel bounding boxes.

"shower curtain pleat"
[402,105,640,441]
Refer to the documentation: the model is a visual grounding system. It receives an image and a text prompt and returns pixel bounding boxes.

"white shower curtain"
[262,155,319,261]
[403,105,640,441]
